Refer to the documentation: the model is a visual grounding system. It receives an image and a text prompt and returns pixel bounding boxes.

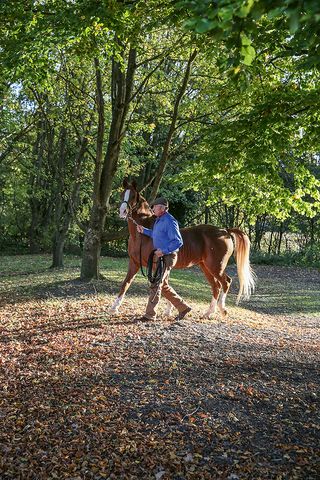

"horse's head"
[119,179,141,219]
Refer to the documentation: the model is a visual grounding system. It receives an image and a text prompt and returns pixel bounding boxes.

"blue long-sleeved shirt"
[142,212,183,254]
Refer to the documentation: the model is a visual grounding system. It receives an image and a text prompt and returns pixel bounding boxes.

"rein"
[147,250,165,285]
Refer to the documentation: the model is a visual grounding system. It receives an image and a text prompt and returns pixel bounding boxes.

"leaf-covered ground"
[0,256,319,479]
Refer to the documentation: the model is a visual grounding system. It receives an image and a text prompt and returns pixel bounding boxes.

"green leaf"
[289,12,300,33]
[238,0,256,18]
[218,7,233,22]
[241,32,252,46]
[195,18,216,33]
[241,45,256,65]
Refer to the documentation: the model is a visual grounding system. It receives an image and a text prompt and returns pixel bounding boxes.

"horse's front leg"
[110,260,139,313]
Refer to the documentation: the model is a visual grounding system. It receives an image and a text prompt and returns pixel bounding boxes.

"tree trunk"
[80,46,137,280]
[81,205,106,279]
[51,230,66,268]
[50,125,67,266]
[277,222,284,255]
[50,117,91,268]
[80,56,106,280]
[29,119,46,253]
[268,229,274,254]
[254,214,267,250]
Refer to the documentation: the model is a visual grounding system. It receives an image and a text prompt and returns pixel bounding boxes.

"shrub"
[251,244,320,268]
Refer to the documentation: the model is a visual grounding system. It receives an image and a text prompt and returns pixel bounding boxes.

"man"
[136,197,192,322]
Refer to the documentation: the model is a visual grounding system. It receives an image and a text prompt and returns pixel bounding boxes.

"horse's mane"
[136,195,155,226]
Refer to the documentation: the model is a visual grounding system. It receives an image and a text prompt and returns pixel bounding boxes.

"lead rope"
[139,242,165,286]
[147,250,165,285]
[140,237,166,303]
[139,234,147,278]
[148,251,165,303]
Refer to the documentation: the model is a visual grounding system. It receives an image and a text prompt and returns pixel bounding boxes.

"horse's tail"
[227,228,256,304]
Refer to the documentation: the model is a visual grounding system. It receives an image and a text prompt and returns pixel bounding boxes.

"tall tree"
[80,45,137,279]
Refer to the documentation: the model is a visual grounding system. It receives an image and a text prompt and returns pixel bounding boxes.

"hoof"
[219,308,228,317]
[109,307,119,314]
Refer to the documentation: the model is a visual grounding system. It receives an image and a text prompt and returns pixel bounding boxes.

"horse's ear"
[123,178,129,189]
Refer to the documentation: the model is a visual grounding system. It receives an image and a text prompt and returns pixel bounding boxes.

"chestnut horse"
[110,180,255,318]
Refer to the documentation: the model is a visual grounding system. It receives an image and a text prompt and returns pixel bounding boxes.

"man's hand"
[136,224,144,234]
[155,249,164,257]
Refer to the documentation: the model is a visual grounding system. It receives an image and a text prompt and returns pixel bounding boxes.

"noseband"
[121,197,153,223]
[121,199,139,225]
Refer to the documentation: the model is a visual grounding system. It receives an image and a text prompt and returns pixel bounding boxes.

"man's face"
[152,204,166,217]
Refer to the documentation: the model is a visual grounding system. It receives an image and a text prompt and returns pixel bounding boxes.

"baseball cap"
[151,197,169,207]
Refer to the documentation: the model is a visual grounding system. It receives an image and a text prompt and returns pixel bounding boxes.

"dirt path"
[0,265,319,479]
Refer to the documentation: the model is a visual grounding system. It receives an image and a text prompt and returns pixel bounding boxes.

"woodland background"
[1,3,320,479]
[0,0,320,272]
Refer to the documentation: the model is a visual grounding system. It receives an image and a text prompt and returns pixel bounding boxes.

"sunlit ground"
[0,255,319,479]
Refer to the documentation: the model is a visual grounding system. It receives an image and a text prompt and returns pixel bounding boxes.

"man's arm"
[136,224,153,237]
[162,217,183,254]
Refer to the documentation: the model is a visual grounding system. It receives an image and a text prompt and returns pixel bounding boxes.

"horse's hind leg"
[199,264,221,318]
[217,273,232,317]
[202,262,232,317]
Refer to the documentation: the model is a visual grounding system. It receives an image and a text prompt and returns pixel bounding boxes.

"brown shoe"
[174,306,192,321]
[135,316,153,322]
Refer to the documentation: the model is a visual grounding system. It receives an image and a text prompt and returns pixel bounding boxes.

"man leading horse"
[135,196,192,322]
[111,179,255,319]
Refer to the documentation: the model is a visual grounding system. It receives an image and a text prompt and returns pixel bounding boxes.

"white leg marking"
[218,292,228,317]
[110,295,124,313]
[204,297,217,318]
[164,299,173,317]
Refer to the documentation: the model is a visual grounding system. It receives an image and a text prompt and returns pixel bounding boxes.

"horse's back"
[182,224,229,237]
[177,224,233,268]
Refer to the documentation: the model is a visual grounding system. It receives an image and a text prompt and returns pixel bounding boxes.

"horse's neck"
[128,218,139,237]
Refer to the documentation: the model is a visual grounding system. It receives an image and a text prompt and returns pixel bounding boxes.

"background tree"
[0,0,319,269]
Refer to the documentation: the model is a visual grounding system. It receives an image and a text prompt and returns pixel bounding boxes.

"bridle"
[121,196,153,225]
[122,199,140,225]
